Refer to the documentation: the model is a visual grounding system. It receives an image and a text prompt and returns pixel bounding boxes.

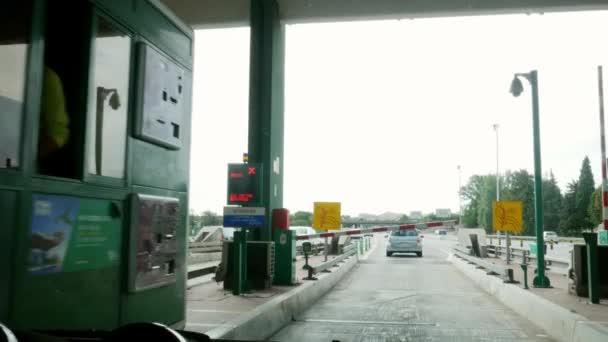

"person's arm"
[39,67,70,158]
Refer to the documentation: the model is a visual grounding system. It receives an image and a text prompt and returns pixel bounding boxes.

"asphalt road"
[270,235,553,342]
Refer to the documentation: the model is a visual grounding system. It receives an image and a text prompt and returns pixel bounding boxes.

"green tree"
[461,175,485,228]
[477,175,498,232]
[462,206,478,227]
[542,172,563,232]
[290,211,313,226]
[424,213,439,222]
[189,210,202,236]
[398,214,410,222]
[501,170,534,236]
[559,181,580,236]
[201,210,222,226]
[588,187,602,227]
[576,156,595,230]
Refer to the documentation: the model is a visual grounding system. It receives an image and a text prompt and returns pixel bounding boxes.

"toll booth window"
[0,2,31,169]
[38,2,91,179]
[86,18,131,178]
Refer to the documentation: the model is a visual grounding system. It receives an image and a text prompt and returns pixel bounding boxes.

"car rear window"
[392,230,418,237]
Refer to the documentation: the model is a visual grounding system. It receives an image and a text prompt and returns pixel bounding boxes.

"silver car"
[386,229,422,257]
[543,231,558,242]
[290,226,323,248]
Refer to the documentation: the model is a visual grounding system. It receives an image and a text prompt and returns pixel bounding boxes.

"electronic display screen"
[227,163,262,205]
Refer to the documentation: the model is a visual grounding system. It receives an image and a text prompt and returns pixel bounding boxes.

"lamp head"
[109,91,121,110]
[510,76,524,97]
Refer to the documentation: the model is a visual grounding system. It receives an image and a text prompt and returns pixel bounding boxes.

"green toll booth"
[273,230,297,285]
[0,1,193,332]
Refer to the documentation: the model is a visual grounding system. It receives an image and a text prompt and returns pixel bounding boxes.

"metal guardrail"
[296,242,325,256]
[486,242,570,269]
[186,236,368,283]
[187,263,218,279]
[187,241,222,283]
[453,247,516,283]
[487,245,531,264]
[296,220,456,241]
[306,244,357,280]
[189,241,222,253]
[487,234,585,245]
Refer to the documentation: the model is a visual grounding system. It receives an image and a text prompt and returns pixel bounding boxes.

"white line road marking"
[188,309,246,314]
[186,323,221,327]
[297,318,438,326]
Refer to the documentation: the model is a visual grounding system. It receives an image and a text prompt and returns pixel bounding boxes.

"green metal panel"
[120,186,188,326]
[93,0,193,69]
[273,230,296,285]
[130,49,192,192]
[11,194,123,330]
[248,0,285,241]
[21,0,45,179]
[30,178,129,200]
[130,132,190,192]
[12,268,121,330]
[599,230,608,246]
[0,0,193,332]
[0,191,17,322]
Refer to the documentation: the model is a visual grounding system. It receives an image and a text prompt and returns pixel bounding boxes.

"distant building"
[435,208,452,218]
[409,211,423,220]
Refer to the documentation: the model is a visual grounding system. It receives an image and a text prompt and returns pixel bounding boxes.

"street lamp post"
[457,165,463,227]
[510,70,551,288]
[493,124,500,201]
[494,124,510,264]
[95,87,121,176]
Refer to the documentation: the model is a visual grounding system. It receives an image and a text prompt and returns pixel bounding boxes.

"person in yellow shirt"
[38,67,69,162]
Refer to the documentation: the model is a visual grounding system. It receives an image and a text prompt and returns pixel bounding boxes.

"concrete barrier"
[205,252,359,340]
[451,254,608,342]
[572,321,608,342]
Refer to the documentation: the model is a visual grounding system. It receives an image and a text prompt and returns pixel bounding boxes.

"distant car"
[290,226,323,247]
[437,229,447,236]
[544,231,558,242]
[386,229,422,257]
[222,227,235,240]
[341,227,363,239]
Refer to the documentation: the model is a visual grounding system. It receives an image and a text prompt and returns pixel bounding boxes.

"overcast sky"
[189,10,608,217]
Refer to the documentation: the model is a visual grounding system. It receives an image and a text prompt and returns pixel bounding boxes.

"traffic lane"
[270,237,552,341]
[418,233,458,255]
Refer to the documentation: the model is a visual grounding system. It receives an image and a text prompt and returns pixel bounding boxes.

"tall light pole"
[493,123,510,264]
[457,165,463,228]
[510,70,551,288]
[95,87,121,176]
[493,124,500,200]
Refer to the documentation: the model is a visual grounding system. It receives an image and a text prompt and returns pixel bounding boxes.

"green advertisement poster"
[529,242,538,256]
[29,194,120,275]
[599,230,608,246]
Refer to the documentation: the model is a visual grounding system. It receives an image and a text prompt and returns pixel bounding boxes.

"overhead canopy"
[161,0,608,28]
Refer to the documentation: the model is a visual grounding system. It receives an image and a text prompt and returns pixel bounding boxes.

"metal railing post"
[583,232,599,304]
[324,231,328,262]
[521,263,529,289]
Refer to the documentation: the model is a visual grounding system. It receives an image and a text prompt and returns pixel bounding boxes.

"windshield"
[6,4,605,342]
[391,229,418,237]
